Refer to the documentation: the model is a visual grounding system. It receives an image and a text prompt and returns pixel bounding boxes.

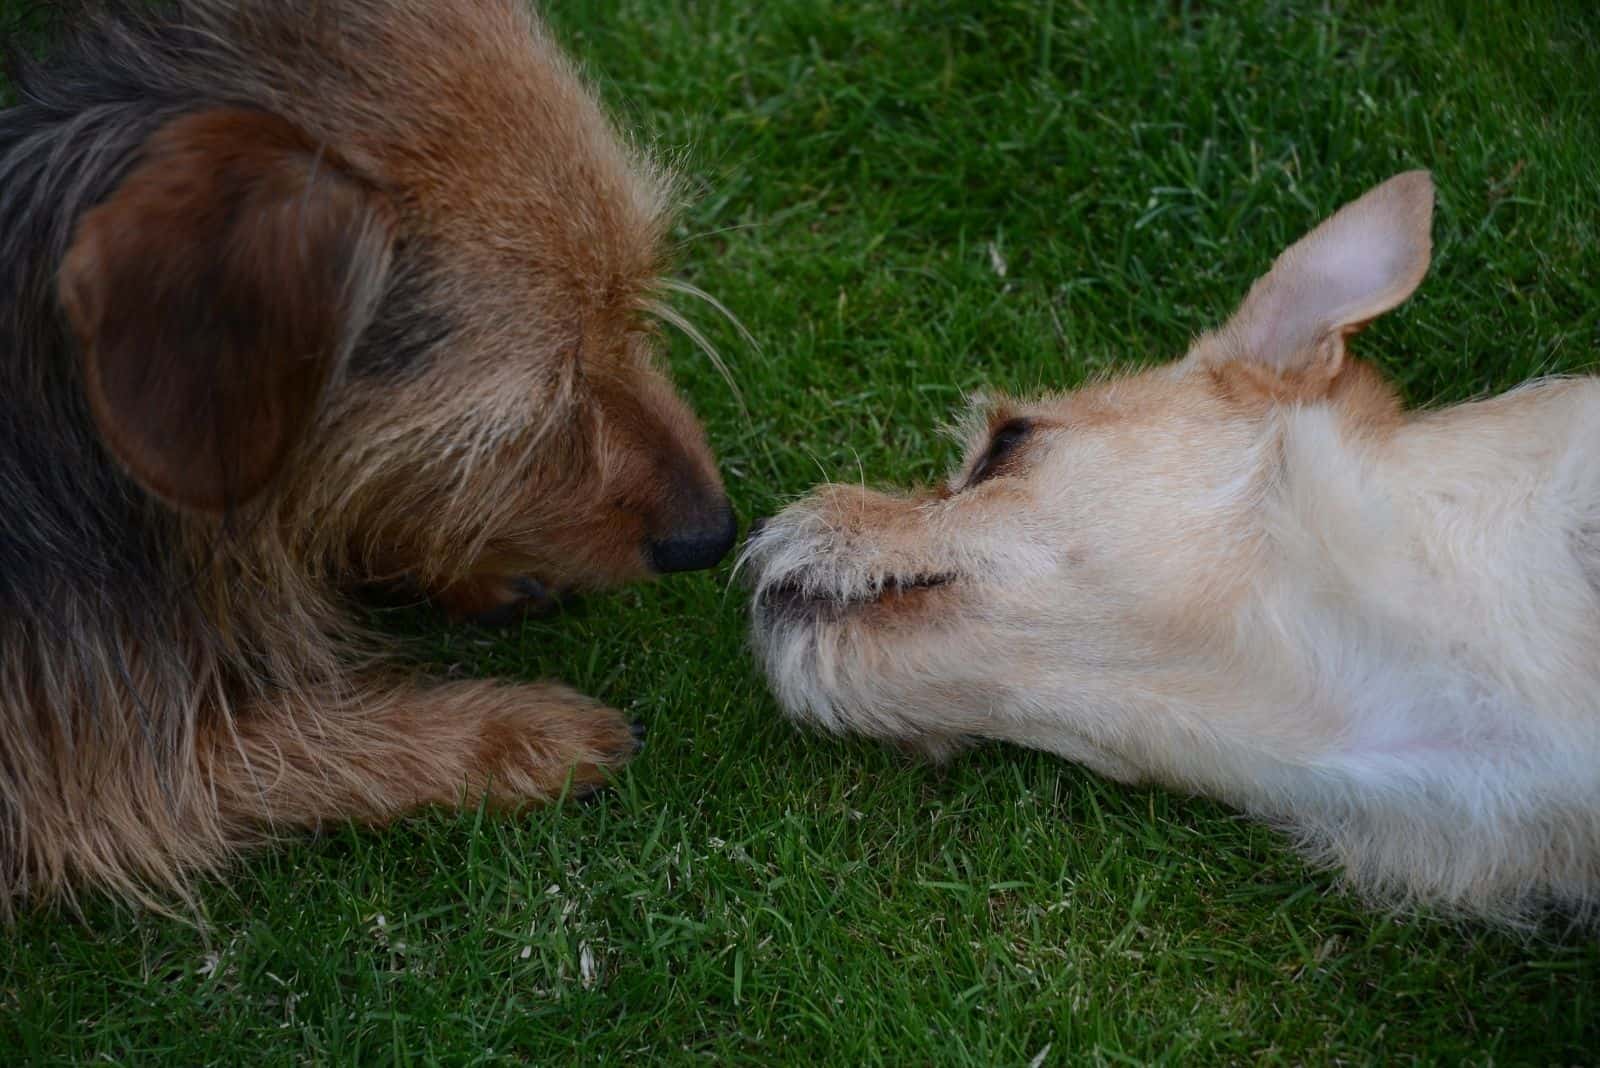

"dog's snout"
[648,498,737,574]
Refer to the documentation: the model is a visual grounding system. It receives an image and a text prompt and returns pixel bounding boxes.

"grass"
[4,0,1600,1063]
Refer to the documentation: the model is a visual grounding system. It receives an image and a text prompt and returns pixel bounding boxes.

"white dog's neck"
[1227,377,1600,785]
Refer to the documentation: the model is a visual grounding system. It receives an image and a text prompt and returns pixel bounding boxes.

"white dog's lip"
[757,571,957,619]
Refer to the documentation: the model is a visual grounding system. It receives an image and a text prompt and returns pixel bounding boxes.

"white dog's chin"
[742,526,978,756]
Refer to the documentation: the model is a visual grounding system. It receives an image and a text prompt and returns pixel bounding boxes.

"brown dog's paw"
[474,685,643,804]
[211,680,643,828]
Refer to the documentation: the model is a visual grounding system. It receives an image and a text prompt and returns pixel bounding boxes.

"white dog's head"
[743,172,1434,783]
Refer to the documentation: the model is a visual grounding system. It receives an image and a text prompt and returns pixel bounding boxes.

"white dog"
[744,172,1599,927]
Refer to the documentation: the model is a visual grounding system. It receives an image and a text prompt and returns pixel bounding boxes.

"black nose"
[648,502,737,574]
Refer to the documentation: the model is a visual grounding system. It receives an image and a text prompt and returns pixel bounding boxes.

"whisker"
[656,277,762,356]
[643,297,750,417]
[727,539,760,589]
[674,219,768,246]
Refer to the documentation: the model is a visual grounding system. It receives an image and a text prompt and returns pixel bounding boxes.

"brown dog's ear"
[59,107,394,512]
[1218,171,1433,382]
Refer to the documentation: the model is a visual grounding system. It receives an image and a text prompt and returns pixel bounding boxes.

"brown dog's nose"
[647,499,737,574]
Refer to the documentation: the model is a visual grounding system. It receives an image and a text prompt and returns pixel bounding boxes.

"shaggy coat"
[1,0,734,914]
[745,173,1600,928]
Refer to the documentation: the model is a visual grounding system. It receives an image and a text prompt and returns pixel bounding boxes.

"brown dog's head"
[743,172,1435,771]
[54,0,733,613]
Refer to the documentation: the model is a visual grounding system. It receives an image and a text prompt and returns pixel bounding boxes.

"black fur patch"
[348,243,454,380]
[0,10,197,630]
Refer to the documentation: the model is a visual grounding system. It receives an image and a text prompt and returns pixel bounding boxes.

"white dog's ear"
[1218,171,1433,379]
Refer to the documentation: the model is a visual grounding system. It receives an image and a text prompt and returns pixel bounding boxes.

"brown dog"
[0,0,735,914]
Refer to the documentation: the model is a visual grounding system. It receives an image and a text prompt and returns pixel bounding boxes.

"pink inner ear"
[1231,172,1434,372]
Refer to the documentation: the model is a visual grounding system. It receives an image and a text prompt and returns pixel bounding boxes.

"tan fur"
[1,1,732,915]
[745,172,1600,927]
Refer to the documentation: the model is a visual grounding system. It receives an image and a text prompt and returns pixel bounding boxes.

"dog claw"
[571,725,643,805]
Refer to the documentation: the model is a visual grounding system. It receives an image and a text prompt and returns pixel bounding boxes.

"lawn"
[4,0,1600,1063]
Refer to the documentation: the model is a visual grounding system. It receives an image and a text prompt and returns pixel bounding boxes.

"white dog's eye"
[968,418,1032,486]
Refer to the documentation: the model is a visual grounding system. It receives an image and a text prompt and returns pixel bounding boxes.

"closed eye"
[967,417,1032,486]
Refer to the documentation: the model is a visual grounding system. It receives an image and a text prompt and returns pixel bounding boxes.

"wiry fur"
[1,0,734,916]
[744,172,1600,929]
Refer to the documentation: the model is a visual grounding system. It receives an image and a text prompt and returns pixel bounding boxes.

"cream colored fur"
[744,172,1600,928]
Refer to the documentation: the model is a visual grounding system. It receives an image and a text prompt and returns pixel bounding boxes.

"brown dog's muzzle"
[577,366,736,578]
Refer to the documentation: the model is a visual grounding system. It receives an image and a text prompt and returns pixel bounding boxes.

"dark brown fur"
[0,0,734,915]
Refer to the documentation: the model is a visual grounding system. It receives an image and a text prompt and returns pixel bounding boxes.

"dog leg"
[205,679,644,829]
[434,574,568,627]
